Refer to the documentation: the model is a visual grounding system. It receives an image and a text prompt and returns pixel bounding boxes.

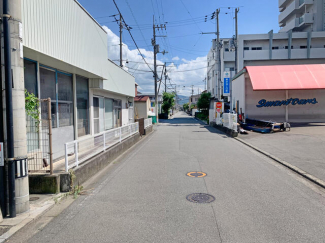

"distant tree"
[197,92,211,115]
[162,92,175,114]
[183,103,189,111]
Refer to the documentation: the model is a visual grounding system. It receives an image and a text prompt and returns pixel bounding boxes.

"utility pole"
[152,17,167,121]
[203,77,207,91]
[202,9,221,100]
[235,8,239,74]
[119,14,123,67]
[164,63,167,93]
[191,85,194,96]
[231,7,239,111]
[175,86,177,110]
[110,13,124,67]
[1,0,29,218]
[216,9,221,101]
[153,16,158,121]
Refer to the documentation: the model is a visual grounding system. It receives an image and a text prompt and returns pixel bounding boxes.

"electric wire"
[124,0,151,50]
[112,0,154,73]
[179,0,203,32]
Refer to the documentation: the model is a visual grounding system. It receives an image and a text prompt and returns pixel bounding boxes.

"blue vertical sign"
[223,71,230,95]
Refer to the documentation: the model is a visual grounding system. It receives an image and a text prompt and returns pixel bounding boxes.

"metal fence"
[65,122,139,172]
[26,98,53,174]
[222,113,238,131]
[144,118,152,128]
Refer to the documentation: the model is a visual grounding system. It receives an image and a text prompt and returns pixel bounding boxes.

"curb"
[0,194,64,243]
[235,137,325,189]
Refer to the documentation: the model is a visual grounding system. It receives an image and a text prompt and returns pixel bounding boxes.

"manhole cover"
[186,172,207,178]
[29,197,40,201]
[186,193,215,203]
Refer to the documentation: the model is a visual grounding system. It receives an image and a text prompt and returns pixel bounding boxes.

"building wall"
[22,0,108,78]
[231,75,246,113]
[239,76,325,122]
[279,0,324,32]
[91,89,130,127]
[239,32,325,69]
[207,45,217,97]
[245,79,287,121]
[287,89,325,122]
[22,0,135,97]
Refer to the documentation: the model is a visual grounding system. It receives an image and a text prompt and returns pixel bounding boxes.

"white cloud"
[103,26,207,97]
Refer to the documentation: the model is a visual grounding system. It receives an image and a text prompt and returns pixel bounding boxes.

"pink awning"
[245,64,325,90]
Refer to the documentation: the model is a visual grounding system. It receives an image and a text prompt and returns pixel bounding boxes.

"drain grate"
[186,172,207,178]
[29,197,40,201]
[186,193,215,203]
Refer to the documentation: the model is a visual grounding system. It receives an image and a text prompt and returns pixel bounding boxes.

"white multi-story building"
[207,0,325,101]
[279,0,325,33]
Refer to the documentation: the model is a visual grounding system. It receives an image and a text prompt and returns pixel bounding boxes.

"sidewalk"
[237,123,325,185]
[0,194,60,242]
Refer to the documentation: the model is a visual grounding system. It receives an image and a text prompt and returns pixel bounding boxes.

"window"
[212,70,215,77]
[76,76,89,137]
[24,59,38,96]
[230,67,235,71]
[285,46,293,49]
[58,73,73,127]
[272,46,279,50]
[251,47,262,50]
[225,48,229,52]
[243,47,249,51]
[93,97,100,134]
[40,68,57,128]
[300,46,307,49]
[113,99,122,128]
[24,59,39,152]
[104,98,113,130]
[40,67,73,128]
[93,97,104,134]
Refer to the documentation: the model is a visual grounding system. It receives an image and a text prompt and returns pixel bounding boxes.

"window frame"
[39,64,73,128]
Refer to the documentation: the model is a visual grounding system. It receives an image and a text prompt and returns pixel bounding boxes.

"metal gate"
[26,98,53,174]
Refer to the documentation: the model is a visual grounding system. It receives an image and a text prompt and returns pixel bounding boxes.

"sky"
[78,0,280,97]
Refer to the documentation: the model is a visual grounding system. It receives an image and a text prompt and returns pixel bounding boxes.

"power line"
[179,0,203,32]
[112,0,154,74]
[124,0,151,51]
[169,66,207,72]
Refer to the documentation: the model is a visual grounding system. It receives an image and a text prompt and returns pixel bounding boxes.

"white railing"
[144,118,152,128]
[64,122,139,172]
[222,113,238,131]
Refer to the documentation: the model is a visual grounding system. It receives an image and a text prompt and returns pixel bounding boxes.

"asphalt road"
[24,112,325,243]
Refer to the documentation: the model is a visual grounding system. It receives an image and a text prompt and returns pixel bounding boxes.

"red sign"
[216,102,222,113]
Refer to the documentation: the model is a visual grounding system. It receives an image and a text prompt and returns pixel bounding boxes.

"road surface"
[21,112,325,242]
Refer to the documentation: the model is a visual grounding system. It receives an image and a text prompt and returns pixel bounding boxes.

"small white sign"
[19,22,23,39]
[0,143,3,166]
[20,42,23,59]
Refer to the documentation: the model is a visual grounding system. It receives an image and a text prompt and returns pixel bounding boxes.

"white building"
[207,0,325,103]
[22,0,135,161]
[279,0,325,33]
[232,64,325,123]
